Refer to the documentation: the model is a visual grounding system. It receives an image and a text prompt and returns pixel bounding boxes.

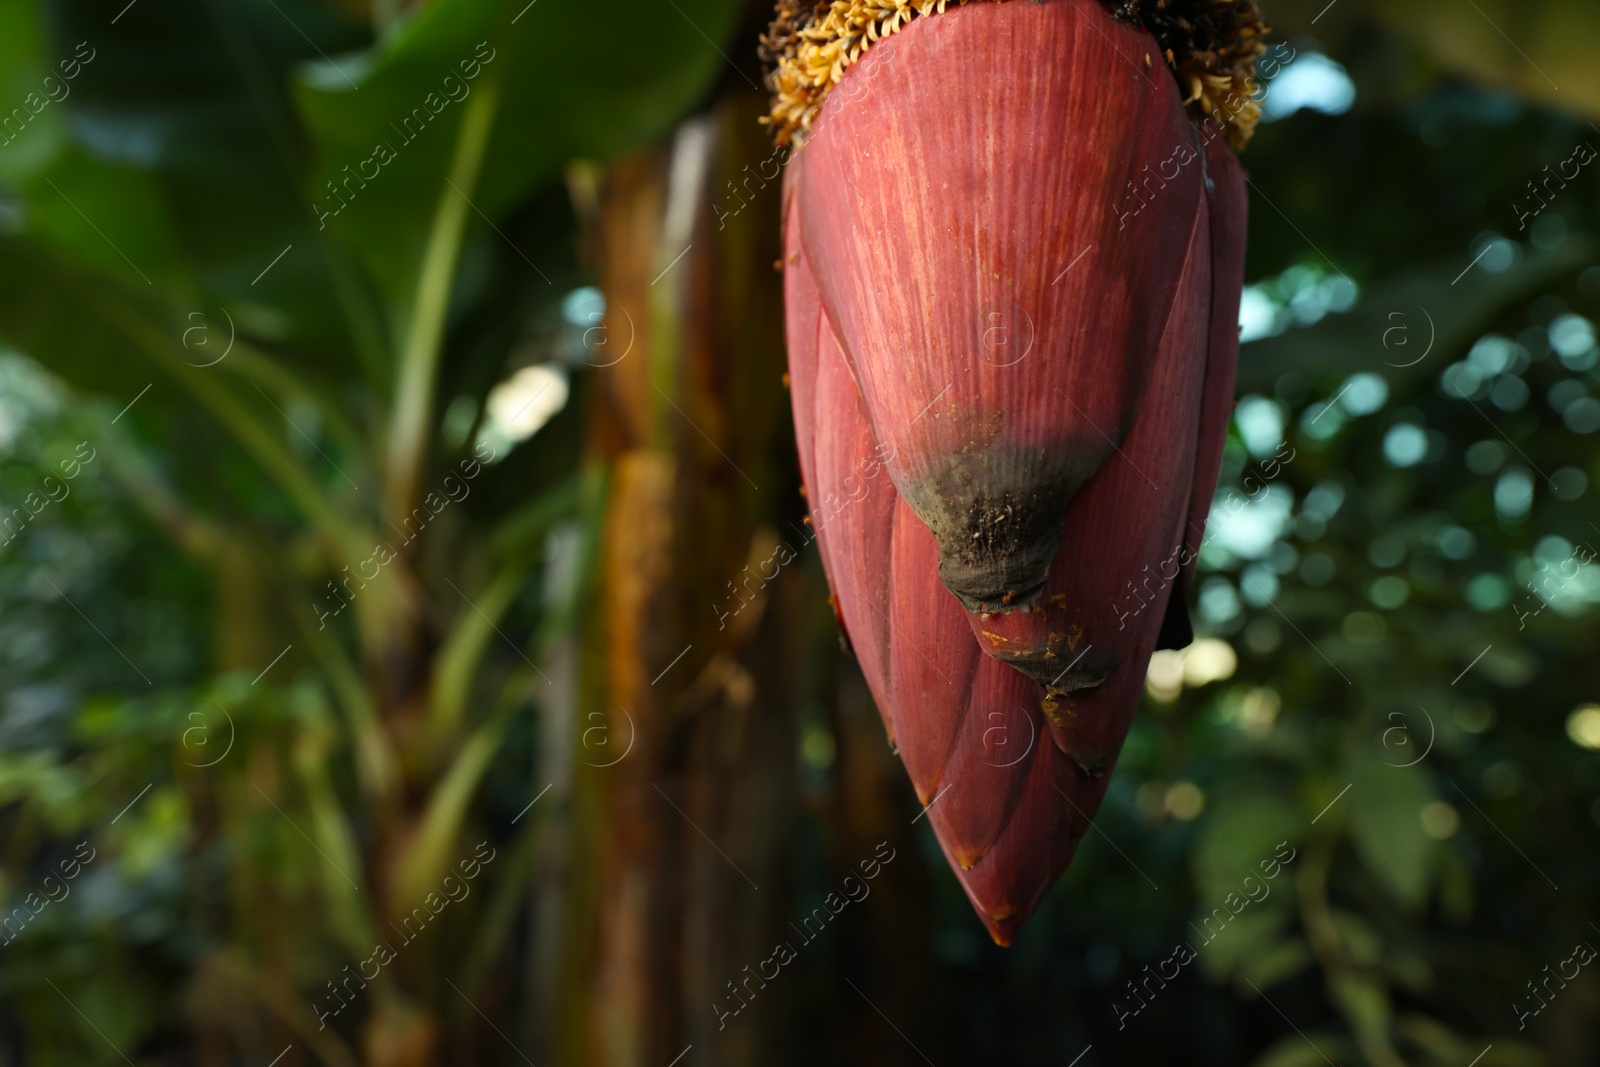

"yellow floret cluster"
[761,0,1268,150]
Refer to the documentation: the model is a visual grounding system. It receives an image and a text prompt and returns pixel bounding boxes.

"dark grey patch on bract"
[1005,645,1118,693]
[900,442,1104,614]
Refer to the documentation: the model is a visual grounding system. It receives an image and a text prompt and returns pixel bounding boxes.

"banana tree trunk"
[554,94,801,1067]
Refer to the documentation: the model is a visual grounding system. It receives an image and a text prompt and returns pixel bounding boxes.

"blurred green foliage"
[0,0,738,1063]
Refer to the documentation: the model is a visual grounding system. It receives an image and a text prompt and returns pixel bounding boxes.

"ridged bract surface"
[782,0,1247,943]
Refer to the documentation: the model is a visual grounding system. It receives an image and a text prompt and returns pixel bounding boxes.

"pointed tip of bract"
[960,874,1026,947]
[960,860,1050,947]
[983,917,1019,948]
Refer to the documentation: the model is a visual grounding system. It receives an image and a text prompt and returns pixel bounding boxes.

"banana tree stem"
[384,75,501,530]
